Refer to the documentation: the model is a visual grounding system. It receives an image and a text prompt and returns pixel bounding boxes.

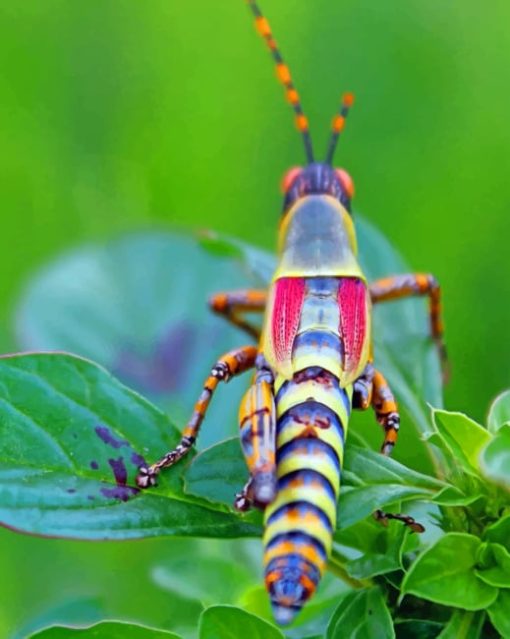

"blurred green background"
[1,0,509,636]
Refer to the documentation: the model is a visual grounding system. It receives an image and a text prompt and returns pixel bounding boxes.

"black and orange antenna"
[247,0,315,164]
[325,92,355,165]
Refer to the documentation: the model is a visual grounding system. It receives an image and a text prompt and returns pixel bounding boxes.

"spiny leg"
[369,273,449,382]
[136,345,258,488]
[209,289,267,340]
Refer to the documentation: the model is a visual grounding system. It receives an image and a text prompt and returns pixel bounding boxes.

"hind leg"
[235,363,277,511]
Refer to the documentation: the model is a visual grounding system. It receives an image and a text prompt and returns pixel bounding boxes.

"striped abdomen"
[262,277,354,624]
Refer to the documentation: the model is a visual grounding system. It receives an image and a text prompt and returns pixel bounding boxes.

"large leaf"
[326,588,395,639]
[0,353,259,539]
[30,622,181,639]
[198,606,284,639]
[16,232,261,449]
[185,438,448,530]
[401,533,498,610]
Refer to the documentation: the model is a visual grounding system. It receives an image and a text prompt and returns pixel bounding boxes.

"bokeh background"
[1,0,509,636]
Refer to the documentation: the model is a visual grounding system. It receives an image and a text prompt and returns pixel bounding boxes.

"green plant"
[1,222,509,638]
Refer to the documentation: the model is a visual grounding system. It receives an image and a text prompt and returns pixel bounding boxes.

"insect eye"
[335,168,355,199]
[280,166,303,193]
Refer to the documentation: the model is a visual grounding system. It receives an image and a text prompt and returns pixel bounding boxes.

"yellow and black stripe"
[261,276,353,624]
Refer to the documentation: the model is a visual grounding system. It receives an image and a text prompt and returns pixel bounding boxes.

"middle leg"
[209,289,267,339]
[353,365,425,533]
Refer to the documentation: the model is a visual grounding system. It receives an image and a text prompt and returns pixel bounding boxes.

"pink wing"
[270,277,306,371]
[338,278,370,381]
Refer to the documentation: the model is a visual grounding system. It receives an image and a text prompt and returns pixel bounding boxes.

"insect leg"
[371,368,425,533]
[369,274,448,381]
[235,363,277,511]
[209,289,267,339]
[136,345,258,488]
[372,368,400,457]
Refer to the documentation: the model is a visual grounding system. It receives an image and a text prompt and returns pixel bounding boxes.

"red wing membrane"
[338,278,370,382]
[271,277,306,370]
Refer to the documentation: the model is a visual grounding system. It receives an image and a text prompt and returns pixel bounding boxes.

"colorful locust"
[136,0,447,626]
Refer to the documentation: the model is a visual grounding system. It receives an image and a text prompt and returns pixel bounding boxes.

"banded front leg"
[369,273,448,381]
[136,345,258,488]
[209,289,267,339]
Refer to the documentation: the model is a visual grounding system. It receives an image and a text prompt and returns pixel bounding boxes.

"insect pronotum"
[136,0,448,626]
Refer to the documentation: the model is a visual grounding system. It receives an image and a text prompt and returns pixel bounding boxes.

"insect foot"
[251,470,277,506]
[375,509,425,534]
[135,465,158,489]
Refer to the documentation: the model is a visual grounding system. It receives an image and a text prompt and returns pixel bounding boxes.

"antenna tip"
[343,92,355,108]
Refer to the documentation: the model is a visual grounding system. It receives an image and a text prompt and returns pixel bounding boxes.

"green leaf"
[429,409,491,475]
[475,542,510,587]
[401,533,498,610]
[16,232,261,450]
[14,598,106,639]
[341,520,408,579]
[326,588,395,639]
[0,353,259,539]
[184,437,252,509]
[484,514,510,550]
[185,438,448,530]
[487,589,510,639]
[437,610,485,639]
[479,424,510,492]
[394,620,443,639]
[199,605,284,639]
[487,389,510,434]
[29,622,181,638]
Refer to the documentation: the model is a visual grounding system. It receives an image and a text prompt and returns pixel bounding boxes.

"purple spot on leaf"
[108,457,128,486]
[95,425,129,449]
[66,488,76,494]
[90,460,99,470]
[99,456,140,503]
[100,485,139,502]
